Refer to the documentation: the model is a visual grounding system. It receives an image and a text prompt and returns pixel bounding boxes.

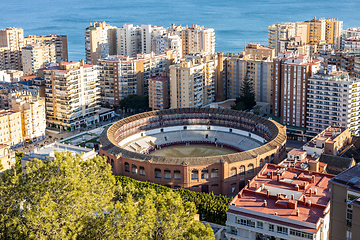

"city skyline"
[2,0,359,61]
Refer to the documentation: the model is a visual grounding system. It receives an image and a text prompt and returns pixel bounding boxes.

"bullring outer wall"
[99,108,287,195]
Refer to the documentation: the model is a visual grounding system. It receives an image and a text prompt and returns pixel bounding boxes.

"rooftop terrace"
[228,164,334,231]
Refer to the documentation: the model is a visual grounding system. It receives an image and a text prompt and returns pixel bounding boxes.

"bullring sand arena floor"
[149,144,237,157]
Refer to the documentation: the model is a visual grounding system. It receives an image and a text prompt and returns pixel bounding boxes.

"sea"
[2,0,360,61]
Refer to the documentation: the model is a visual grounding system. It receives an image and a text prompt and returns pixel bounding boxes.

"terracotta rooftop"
[228,164,334,231]
[288,148,306,156]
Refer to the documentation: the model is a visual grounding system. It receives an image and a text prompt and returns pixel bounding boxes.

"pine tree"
[0,152,214,239]
[232,77,256,111]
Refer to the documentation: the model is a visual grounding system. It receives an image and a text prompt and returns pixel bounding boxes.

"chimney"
[309,188,312,197]
[312,175,315,183]
[277,174,280,182]
[303,196,307,206]
[267,190,270,199]
[295,184,299,191]
[247,180,251,188]
[314,188,317,195]
[255,183,259,189]
[261,183,265,190]
[274,212,278,216]
[237,193,241,198]
[270,171,273,179]
[264,200,267,207]
[308,200,312,207]
[296,208,300,216]
[291,194,294,200]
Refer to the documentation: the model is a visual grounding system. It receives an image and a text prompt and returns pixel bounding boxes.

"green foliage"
[253,106,260,115]
[119,94,149,112]
[115,176,231,225]
[0,152,214,239]
[231,77,256,111]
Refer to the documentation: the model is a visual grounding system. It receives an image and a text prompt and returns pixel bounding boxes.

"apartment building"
[303,126,351,157]
[268,22,296,55]
[22,43,56,75]
[269,18,342,55]
[43,61,100,131]
[278,37,315,58]
[272,51,321,127]
[306,67,360,136]
[245,43,275,61]
[316,51,358,77]
[303,17,327,45]
[329,164,360,240]
[0,109,23,147]
[117,24,166,57]
[24,34,68,62]
[344,38,360,53]
[226,163,333,240]
[85,21,117,65]
[341,28,360,49]
[152,33,182,59]
[224,53,273,104]
[98,51,172,106]
[169,52,218,108]
[148,74,170,110]
[167,23,215,57]
[0,144,15,172]
[0,27,24,70]
[11,94,46,142]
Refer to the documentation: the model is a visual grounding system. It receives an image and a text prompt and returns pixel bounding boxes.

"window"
[238,218,255,228]
[211,168,218,178]
[124,162,130,172]
[247,164,254,174]
[239,166,245,175]
[277,226,288,235]
[174,170,181,180]
[164,169,171,179]
[257,221,263,229]
[290,229,313,239]
[110,159,114,170]
[269,224,274,232]
[201,169,208,179]
[139,166,145,176]
[211,184,219,187]
[154,168,161,178]
[191,169,199,180]
[132,164,137,174]
[230,167,237,177]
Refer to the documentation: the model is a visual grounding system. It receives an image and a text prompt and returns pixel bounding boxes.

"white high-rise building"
[341,28,360,49]
[306,66,360,136]
[167,24,215,57]
[117,24,166,57]
[152,33,182,59]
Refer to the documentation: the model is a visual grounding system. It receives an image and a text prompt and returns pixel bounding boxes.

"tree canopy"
[119,94,149,112]
[231,77,256,111]
[0,152,214,239]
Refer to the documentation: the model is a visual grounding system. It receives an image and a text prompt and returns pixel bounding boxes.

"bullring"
[99,108,287,195]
